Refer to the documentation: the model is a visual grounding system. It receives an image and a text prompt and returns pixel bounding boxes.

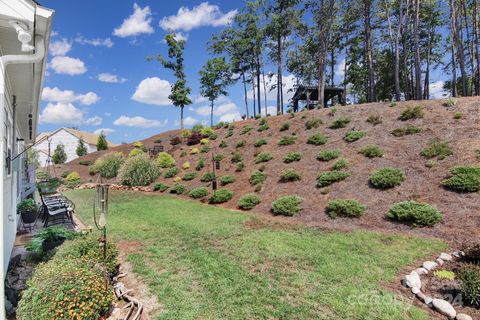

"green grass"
[66,190,446,320]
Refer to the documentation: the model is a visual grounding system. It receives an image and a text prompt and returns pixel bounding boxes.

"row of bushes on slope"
[17,234,118,320]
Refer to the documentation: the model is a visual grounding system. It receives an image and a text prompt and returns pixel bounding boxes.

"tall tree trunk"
[180,105,184,130]
[256,53,261,115]
[394,0,406,101]
[261,61,268,116]
[402,0,411,100]
[450,0,459,96]
[330,47,335,86]
[413,0,422,100]
[317,0,336,108]
[423,0,433,99]
[474,0,480,94]
[241,71,250,118]
[210,100,214,127]
[364,0,376,102]
[461,0,475,95]
[277,35,283,113]
[454,0,468,96]
[252,72,257,117]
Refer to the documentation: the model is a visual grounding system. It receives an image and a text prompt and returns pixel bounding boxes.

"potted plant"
[17,198,38,228]
[40,226,76,252]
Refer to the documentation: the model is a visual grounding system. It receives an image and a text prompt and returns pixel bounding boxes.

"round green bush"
[279,169,301,182]
[200,172,215,182]
[316,171,350,187]
[271,195,302,216]
[332,158,348,171]
[65,171,81,188]
[156,152,176,168]
[305,118,322,130]
[284,152,302,163]
[326,199,366,219]
[254,139,268,147]
[163,167,179,178]
[118,154,160,186]
[93,152,125,179]
[369,167,405,189]
[237,194,261,210]
[387,201,442,227]
[170,183,186,194]
[188,187,209,199]
[317,150,340,161]
[307,133,328,145]
[255,152,273,163]
[209,189,234,204]
[220,175,236,185]
[458,265,480,307]
[249,171,266,186]
[360,145,384,158]
[344,131,366,142]
[133,141,147,151]
[153,182,169,192]
[128,148,145,158]
[183,172,197,181]
[329,117,351,129]
[278,136,296,146]
[442,166,480,192]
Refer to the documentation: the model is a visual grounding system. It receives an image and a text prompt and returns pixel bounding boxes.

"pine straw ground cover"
[66,189,446,320]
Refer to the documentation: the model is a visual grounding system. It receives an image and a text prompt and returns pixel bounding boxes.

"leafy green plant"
[235,162,245,172]
[317,150,340,161]
[360,145,384,158]
[433,270,455,281]
[332,158,349,171]
[79,159,92,166]
[344,131,366,142]
[156,152,176,168]
[420,140,453,160]
[119,154,160,186]
[219,140,228,148]
[200,172,215,182]
[279,169,301,182]
[454,112,462,119]
[278,135,296,146]
[240,126,252,135]
[389,102,397,108]
[305,118,322,129]
[153,183,169,192]
[443,97,456,107]
[200,126,217,139]
[387,201,442,227]
[66,171,81,188]
[220,175,235,185]
[442,166,480,192]
[188,187,209,199]
[391,125,422,137]
[330,117,351,129]
[236,140,246,148]
[164,167,180,178]
[92,152,125,179]
[209,189,234,204]
[369,167,405,189]
[183,172,197,181]
[326,199,366,219]
[317,171,350,187]
[200,145,210,153]
[271,196,302,216]
[366,114,382,125]
[170,183,186,194]
[17,198,37,214]
[458,265,480,307]
[237,194,261,210]
[249,171,266,186]
[213,154,224,161]
[133,141,147,152]
[129,148,145,158]
[307,133,328,145]
[280,122,290,131]
[257,122,269,132]
[398,105,424,121]
[154,138,162,143]
[52,143,67,164]
[254,139,268,147]
[284,152,302,163]
[231,152,243,163]
[196,157,205,171]
[255,152,273,163]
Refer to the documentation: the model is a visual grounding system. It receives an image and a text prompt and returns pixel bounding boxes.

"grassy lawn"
[65,189,446,320]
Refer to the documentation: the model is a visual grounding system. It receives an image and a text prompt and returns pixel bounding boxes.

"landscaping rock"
[436,258,444,265]
[456,314,472,320]
[422,261,438,271]
[411,286,420,294]
[439,252,453,261]
[404,271,421,289]
[416,291,432,305]
[432,299,456,319]
[415,267,428,275]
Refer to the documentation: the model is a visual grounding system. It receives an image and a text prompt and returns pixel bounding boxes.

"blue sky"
[38,1,447,144]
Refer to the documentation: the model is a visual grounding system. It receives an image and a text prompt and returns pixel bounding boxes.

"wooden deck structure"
[291,85,346,111]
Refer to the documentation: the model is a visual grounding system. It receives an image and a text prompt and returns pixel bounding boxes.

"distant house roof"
[36,128,117,147]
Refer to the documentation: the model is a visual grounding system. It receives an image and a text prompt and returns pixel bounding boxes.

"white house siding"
[35,129,96,165]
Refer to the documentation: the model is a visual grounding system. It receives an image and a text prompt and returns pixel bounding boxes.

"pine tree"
[76,139,88,157]
[52,144,67,164]
[96,131,108,151]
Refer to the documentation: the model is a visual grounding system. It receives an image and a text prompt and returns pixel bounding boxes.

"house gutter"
[0,34,45,319]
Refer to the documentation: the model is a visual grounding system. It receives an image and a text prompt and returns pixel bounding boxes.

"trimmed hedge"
[209,189,234,204]
[170,183,186,194]
[387,201,442,227]
[271,196,302,216]
[200,172,215,182]
[369,167,405,189]
[326,199,366,219]
[188,187,209,199]
[442,166,480,192]
[249,171,266,186]
[237,194,261,210]
[317,171,350,187]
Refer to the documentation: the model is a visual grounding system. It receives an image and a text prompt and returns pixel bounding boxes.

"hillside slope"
[57,97,480,246]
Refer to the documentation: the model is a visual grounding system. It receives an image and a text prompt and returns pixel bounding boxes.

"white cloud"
[94,128,115,135]
[219,112,242,122]
[159,2,237,31]
[39,103,102,125]
[173,32,188,42]
[49,56,87,75]
[75,36,114,48]
[49,38,71,56]
[336,58,346,77]
[429,80,448,99]
[131,77,172,105]
[113,3,154,38]
[193,101,237,117]
[247,74,297,102]
[42,87,100,105]
[184,116,199,126]
[266,106,277,115]
[97,73,127,83]
[113,115,167,128]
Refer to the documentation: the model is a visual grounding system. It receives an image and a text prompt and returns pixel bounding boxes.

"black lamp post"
[93,183,109,289]
[211,151,219,191]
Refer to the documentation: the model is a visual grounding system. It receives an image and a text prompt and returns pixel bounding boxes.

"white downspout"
[0,34,45,318]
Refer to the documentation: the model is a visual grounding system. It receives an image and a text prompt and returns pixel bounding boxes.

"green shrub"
[305,118,322,129]
[79,159,92,166]
[61,170,71,178]
[420,140,453,160]
[209,189,234,204]
[249,171,266,185]
[52,143,67,164]
[442,166,480,192]
[65,172,81,188]
[307,133,328,145]
[200,145,210,153]
[254,139,267,147]
[220,175,235,185]
[200,127,217,139]
[164,167,179,178]
[326,199,366,218]
[398,105,424,121]
[196,157,205,171]
[236,162,245,172]
[93,152,125,179]
[200,172,215,182]
[188,187,209,199]
[226,129,234,138]
[332,158,349,171]
[156,152,176,168]
[330,117,351,129]
[344,131,366,142]
[255,152,273,163]
[219,140,228,148]
[240,126,252,135]
[119,154,160,186]
[133,141,147,152]
[317,150,340,161]
[360,145,384,158]
[128,148,145,158]
[454,112,462,119]
[153,182,169,192]
[271,195,302,216]
[317,171,350,187]
[369,167,405,188]
[154,138,162,143]
[366,114,382,125]
[183,172,197,181]
[387,201,441,226]
[458,265,480,307]
[231,152,243,163]
[280,122,290,131]
[238,194,261,210]
[257,123,269,132]
[284,152,302,163]
[236,140,246,148]
[180,150,187,158]
[279,169,301,182]
[278,135,297,146]
[213,154,224,161]
[170,183,186,194]
[443,97,456,107]
[391,125,422,137]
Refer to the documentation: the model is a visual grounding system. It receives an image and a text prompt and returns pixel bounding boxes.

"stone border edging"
[402,251,472,320]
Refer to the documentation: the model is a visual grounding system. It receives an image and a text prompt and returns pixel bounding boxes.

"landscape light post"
[211,151,219,191]
[93,183,109,289]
